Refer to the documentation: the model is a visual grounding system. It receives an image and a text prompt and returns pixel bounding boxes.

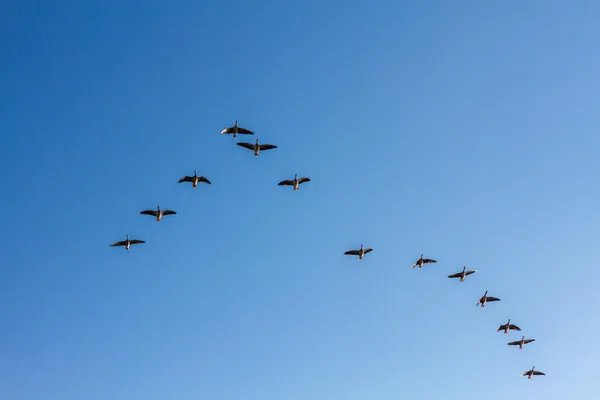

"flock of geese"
[109,120,545,381]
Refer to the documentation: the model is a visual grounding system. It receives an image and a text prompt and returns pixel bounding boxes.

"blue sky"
[1,1,599,398]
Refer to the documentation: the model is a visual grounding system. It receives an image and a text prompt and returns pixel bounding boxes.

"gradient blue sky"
[1,1,599,399]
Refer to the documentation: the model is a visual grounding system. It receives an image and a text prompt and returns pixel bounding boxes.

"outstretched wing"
[509,324,521,331]
[423,258,437,264]
[523,338,536,344]
[162,210,177,216]
[532,371,545,376]
[465,270,476,276]
[448,272,462,278]
[237,142,255,150]
[363,248,373,254]
[298,177,311,184]
[178,176,193,183]
[497,324,508,332]
[344,250,360,256]
[278,180,294,186]
[507,340,520,346]
[259,144,277,151]
[198,176,211,184]
[140,210,158,217]
[221,126,235,134]
[129,240,145,245]
[236,127,254,135]
[110,240,126,247]
[486,296,501,302]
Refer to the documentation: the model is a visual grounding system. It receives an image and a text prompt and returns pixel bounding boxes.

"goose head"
[157,205,161,211]
[235,120,238,126]
[126,234,129,240]
[462,266,466,272]
[484,290,488,296]
[255,138,259,145]
[194,169,197,176]
[294,174,297,180]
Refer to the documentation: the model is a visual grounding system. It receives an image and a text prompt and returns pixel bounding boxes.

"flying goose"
[344,244,373,260]
[447,266,477,282]
[109,234,145,251]
[521,366,545,380]
[178,169,211,188]
[278,174,310,191]
[140,205,177,222]
[497,319,521,334]
[411,254,437,269]
[221,120,254,138]
[508,336,536,350]
[476,290,500,307]
[236,138,278,157]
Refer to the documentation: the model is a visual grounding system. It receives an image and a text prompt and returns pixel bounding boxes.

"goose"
[109,234,145,251]
[521,366,545,380]
[447,266,477,282]
[508,336,536,350]
[476,290,500,307]
[140,205,177,222]
[411,254,437,269]
[178,169,211,188]
[220,120,254,138]
[278,174,310,191]
[344,244,373,260]
[497,319,521,334]
[236,138,277,157]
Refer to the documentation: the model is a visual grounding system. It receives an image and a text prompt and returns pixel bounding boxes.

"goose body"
[237,138,277,157]
[344,244,373,260]
[411,254,437,269]
[476,290,500,307]
[140,205,177,222]
[178,169,211,188]
[221,120,254,138]
[448,266,477,282]
[497,319,521,334]
[278,174,310,190]
[508,336,536,350]
[521,366,545,380]
[109,234,145,251]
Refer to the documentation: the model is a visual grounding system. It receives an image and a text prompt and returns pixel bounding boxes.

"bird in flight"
[411,254,437,269]
[507,336,536,350]
[236,138,278,157]
[140,205,177,222]
[521,366,545,380]
[109,234,145,251]
[344,244,373,260]
[476,290,501,308]
[447,266,477,282]
[497,319,521,334]
[278,174,310,191]
[178,169,211,188]
[221,120,254,138]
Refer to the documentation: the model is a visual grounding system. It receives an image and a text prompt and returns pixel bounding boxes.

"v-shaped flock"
[109,120,544,381]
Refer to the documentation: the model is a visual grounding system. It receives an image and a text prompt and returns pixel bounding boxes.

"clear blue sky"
[1,1,599,399]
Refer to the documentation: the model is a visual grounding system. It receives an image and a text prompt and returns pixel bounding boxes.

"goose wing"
[161,210,176,216]
[509,324,521,331]
[178,176,193,183]
[110,240,127,247]
[363,248,373,254]
[411,260,421,269]
[259,144,277,151]
[236,127,254,134]
[497,323,508,332]
[448,272,463,278]
[486,296,500,302]
[129,239,145,245]
[422,258,437,264]
[344,250,360,256]
[507,340,521,346]
[198,176,211,184]
[140,210,158,217]
[464,270,477,276]
[236,142,255,150]
[221,126,235,134]
[298,177,311,184]
[278,180,294,186]
[532,371,545,376]
[523,338,536,344]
